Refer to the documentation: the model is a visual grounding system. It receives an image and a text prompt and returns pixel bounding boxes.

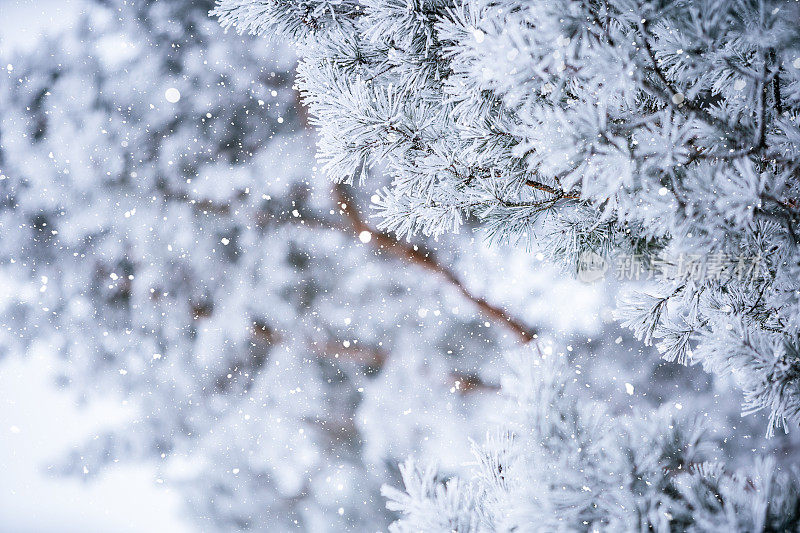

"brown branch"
[311,340,388,368]
[449,372,500,394]
[756,50,769,150]
[292,84,537,343]
[333,183,537,343]
[311,341,501,394]
[636,21,744,142]
[525,179,580,200]
[770,49,782,115]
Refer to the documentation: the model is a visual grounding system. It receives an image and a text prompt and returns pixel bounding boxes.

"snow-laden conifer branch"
[215,0,800,435]
[383,346,800,531]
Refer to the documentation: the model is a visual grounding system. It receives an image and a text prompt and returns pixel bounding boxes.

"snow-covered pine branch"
[383,346,800,532]
[215,0,800,435]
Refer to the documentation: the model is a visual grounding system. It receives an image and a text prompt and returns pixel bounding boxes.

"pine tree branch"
[332,183,537,343]
[292,88,538,342]
[635,20,750,146]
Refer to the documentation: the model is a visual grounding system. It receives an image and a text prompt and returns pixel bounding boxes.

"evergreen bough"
[215,0,800,436]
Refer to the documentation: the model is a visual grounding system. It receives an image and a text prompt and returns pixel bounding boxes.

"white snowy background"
[0,2,189,530]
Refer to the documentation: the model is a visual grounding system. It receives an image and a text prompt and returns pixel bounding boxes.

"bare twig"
[311,340,388,367]
[525,179,580,200]
[755,50,769,150]
[770,49,783,115]
[333,183,537,343]
[449,372,500,394]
